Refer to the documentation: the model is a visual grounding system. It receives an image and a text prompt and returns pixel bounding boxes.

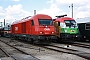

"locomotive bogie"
[57,33,79,42]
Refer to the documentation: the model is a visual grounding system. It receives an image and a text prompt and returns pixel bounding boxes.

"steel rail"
[0,47,16,60]
[72,42,90,49]
[40,44,90,60]
[0,39,40,60]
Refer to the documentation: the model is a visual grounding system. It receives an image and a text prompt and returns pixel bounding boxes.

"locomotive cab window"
[31,20,34,26]
[85,23,90,30]
[64,20,77,28]
[4,27,10,30]
[38,19,53,25]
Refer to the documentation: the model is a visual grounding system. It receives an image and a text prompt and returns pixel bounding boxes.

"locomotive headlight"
[40,32,43,34]
[71,30,75,32]
[51,32,54,34]
[46,26,47,27]
[65,30,67,32]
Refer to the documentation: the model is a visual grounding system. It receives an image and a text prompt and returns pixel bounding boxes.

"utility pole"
[4,19,5,27]
[34,10,36,15]
[72,3,73,18]
[0,22,3,27]
[69,3,73,18]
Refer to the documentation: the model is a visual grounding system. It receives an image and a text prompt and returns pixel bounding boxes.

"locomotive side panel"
[22,22,26,34]
[14,23,22,34]
[26,20,30,34]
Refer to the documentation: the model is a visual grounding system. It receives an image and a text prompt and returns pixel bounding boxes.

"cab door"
[30,20,34,34]
[54,22,61,38]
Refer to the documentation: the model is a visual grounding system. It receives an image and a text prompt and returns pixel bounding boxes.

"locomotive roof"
[54,17,74,22]
[12,14,52,25]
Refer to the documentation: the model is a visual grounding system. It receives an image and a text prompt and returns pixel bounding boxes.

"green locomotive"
[53,15,79,42]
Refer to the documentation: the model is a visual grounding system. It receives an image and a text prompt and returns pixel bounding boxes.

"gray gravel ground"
[0,37,88,60]
[0,49,7,58]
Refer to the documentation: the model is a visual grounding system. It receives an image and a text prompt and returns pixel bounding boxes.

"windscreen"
[4,27,10,30]
[64,20,77,27]
[38,19,53,25]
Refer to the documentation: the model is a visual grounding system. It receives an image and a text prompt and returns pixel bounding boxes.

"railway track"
[72,42,90,49]
[39,44,90,60]
[0,47,17,60]
[0,37,89,60]
[0,39,39,60]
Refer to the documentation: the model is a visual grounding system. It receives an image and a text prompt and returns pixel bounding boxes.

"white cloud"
[0,6,5,15]
[56,0,89,5]
[11,0,20,2]
[37,3,67,19]
[47,0,54,3]
[46,0,90,23]
[0,6,3,11]
[5,4,22,15]
[0,4,31,25]
[74,4,90,19]
[0,0,90,25]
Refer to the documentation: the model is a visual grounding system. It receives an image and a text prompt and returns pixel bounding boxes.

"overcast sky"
[0,0,90,25]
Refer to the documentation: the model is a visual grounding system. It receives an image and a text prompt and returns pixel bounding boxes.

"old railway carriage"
[53,15,79,42]
[0,26,11,37]
[78,22,90,41]
[11,14,57,44]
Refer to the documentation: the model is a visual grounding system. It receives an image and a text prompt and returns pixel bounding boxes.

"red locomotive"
[11,14,57,44]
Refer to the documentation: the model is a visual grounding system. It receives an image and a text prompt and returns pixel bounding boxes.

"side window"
[85,24,90,30]
[31,20,34,26]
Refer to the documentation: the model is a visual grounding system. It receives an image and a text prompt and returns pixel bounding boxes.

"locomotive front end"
[54,16,79,43]
[38,19,57,39]
[33,19,57,44]
[60,20,79,40]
